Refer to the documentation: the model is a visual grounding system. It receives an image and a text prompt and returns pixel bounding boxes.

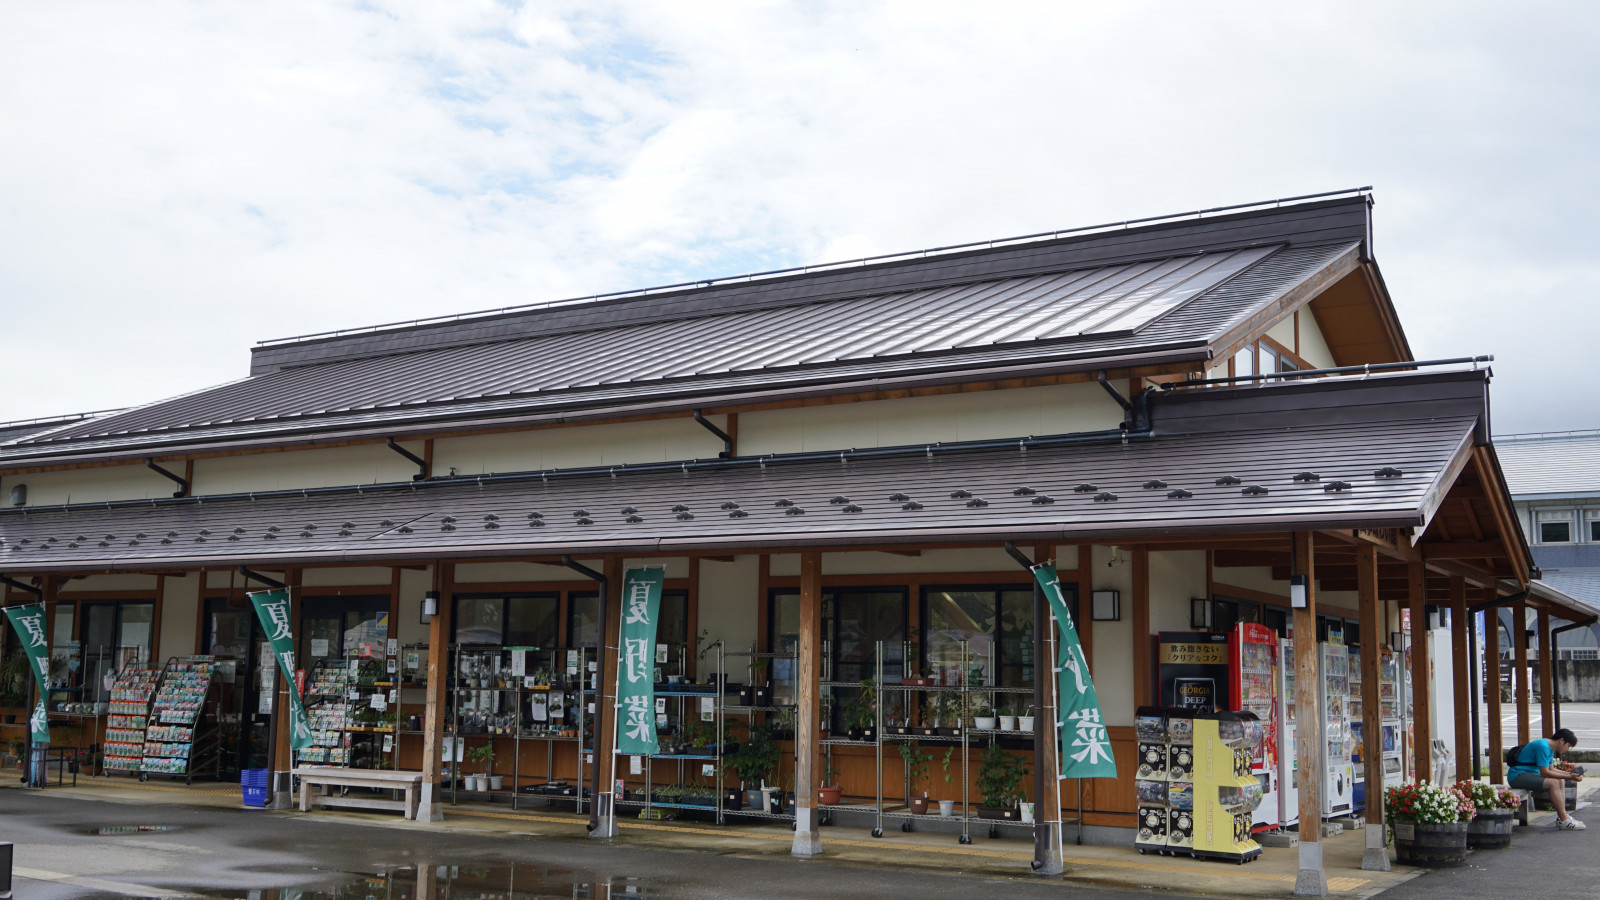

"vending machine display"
[1192,711,1263,863]
[1319,642,1354,818]
[1230,623,1279,831]
[1379,648,1404,790]
[1350,646,1365,812]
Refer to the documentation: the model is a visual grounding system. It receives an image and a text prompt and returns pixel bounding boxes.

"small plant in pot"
[1455,780,1518,849]
[819,695,833,740]
[900,742,934,815]
[724,721,779,805]
[465,744,496,792]
[998,706,1017,732]
[1018,706,1035,732]
[972,698,997,731]
[932,691,963,737]
[976,742,1028,820]
[844,679,877,741]
[751,659,773,707]
[819,761,843,806]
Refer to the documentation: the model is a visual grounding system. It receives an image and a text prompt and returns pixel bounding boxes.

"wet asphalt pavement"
[3,788,1597,899]
[0,790,1152,900]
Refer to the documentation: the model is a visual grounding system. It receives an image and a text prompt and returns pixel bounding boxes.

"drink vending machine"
[1229,622,1278,831]
[1350,646,1365,812]
[1319,641,1354,818]
[1379,648,1404,790]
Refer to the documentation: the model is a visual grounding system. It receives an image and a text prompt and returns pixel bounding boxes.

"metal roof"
[1495,430,1600,499]
[0,370,1484,573]
[4,241,1359,462]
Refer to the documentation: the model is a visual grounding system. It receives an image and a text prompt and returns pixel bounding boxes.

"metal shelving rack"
[721,643,798,824]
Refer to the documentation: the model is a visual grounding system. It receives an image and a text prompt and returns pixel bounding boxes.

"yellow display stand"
[1191,713,1263,863]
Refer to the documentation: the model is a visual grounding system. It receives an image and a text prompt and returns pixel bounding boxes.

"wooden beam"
[1292,532,1327,892]
[1408,558,1431,782]
[1356,544,1389,870]
[1451,577,1470,783]
[1538,610,1555,738]
[793,550,823,856]
[418,563,450,822]
[1514,596,1530,745]
[1132,547,1151,708]
[1485,585,1504,784]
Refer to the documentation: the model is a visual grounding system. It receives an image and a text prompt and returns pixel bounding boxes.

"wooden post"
[1407,560,1430,782]
[1484,587,1504,784]
[1132,547,1150,707]
[1513,596,1530,745]
[591,556,625,838]
[1293,533,1327,897]
[1356,545,1388,870]
[1451,577,1471,782]
[792,550,823,856]
[417,564,450,822]
[1537,610,1554,738]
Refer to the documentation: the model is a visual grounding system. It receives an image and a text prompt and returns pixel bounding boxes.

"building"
[0,189,1585,893]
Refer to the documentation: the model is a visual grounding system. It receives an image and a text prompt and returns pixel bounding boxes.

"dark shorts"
[1509,771,1547,791]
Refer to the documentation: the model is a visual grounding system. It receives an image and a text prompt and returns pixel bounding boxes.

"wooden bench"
[292,766,424,819]
[1508,787,1534,826]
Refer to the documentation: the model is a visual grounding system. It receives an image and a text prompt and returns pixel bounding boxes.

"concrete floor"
[0,774,1435,900]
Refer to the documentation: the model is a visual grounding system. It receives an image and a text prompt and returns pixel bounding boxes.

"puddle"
[212,865,662,899]
[92,825,184,835]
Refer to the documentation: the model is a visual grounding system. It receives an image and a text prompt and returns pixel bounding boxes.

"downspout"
[1003,541,1050,872]
[562,555,608,832]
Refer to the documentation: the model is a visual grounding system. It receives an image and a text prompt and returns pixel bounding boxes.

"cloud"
[0,0,1596,434]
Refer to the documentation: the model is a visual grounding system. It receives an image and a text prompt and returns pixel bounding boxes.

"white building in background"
[1497,430,1600,656]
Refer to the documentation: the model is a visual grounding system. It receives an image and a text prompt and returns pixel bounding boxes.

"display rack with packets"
[103,669,159,773]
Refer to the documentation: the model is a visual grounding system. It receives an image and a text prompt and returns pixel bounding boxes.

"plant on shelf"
[819,694,834,738]
[930,690,963,736]
[0,653,29,708]
[971,696,997,730]
[819,760,843,805]
[937,747,959,816]
[902,634,921,684]
[844,679,877,740]
[976,742,1028,818]
[466,743,496,776]
[900,742,934,815]
[724,721,779,790]
[685,718,717,750]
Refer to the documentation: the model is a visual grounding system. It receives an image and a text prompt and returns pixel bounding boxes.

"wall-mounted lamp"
[1092,590,1121,621]
[1190,597,1212,629]
[1290,575,1309,610]
[421,589,440,625]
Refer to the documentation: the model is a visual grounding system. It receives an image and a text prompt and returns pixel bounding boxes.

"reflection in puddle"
[235,865,655,900]
[93,825,184,835]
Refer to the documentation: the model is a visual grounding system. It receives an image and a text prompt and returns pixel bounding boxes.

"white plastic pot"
[998,716,1017,732]
[474,775,489,792]
[1019,716,1035,731]
[1020,802,1035,824]
[974,716,997,730]
[938,800,955,817]
[489,775,505,791]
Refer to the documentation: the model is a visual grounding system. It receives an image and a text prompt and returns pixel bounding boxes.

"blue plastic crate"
[241,768,269,807]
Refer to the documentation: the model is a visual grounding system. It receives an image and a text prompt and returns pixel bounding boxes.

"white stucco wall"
[738,382,1125,457]
[4,465,181,508]
[61,573,159,593]
[1088,545,1136,726]
[393,566,435,646]
[302,567,395,588]
[769,547,1037,578]
[698,555,759,655]
[434,418,726,476]
[1296,310,1337,370]
[193,443,421,494]
[158,573,200,659]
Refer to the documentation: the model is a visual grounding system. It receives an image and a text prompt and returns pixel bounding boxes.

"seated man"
[1508,727,1585,830]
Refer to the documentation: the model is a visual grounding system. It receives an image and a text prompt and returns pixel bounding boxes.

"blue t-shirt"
[1509,738,1554,779]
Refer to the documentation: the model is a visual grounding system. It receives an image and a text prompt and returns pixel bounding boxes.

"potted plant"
[845,679,877,741]
[932,691,963,738]
[972,698,997,731]
[1018,706,1035,732]
[998,706,1017,732]
[1456,780,1517,849]
[937,747,958,816]
[901,635,928,685]
[976,742,1028,820]
[819,695,833,740]
[819,761,842,806]
[1385,781,1474,867]
[900,742,933,815]
[724,721,779,805]
[466,744,496,792]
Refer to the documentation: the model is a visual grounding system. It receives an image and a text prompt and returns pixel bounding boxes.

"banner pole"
[1049,606,1064,863]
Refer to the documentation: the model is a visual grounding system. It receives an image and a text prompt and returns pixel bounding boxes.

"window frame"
[919,582,1053,690]
[451,591,562,648]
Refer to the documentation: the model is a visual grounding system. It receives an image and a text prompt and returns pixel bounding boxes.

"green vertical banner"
[247,588,314,754]
[1032,564,1117,778]
[2,604,51,743]
[615,567,664,756]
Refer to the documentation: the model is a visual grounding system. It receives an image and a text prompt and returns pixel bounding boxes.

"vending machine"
[1275,636,1298,827]
[1191,711,1263,864]
[1349,646,1365,812]
[1229,623,1278,830]
[1379,648,1404,790]
[1319,641,1354,818]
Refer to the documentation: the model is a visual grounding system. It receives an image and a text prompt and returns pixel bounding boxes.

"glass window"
[569,592,599,649]
[1537,510,1575,544]
[563,591,685,651]
[1259,344,1279,380]
[1235,345,1256,377]
[342,609,388,659]
[768,588,903,724]
[456,597,504,645]
[923,586,1041,688]
[1586,510,1600,543]
[506,596,559,648]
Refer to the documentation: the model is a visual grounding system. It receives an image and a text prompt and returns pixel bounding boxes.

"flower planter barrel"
[1467,809,1515,849]
[1393,822,1469,867]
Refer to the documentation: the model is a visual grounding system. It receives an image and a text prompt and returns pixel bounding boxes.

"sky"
[1,1,1596,434]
